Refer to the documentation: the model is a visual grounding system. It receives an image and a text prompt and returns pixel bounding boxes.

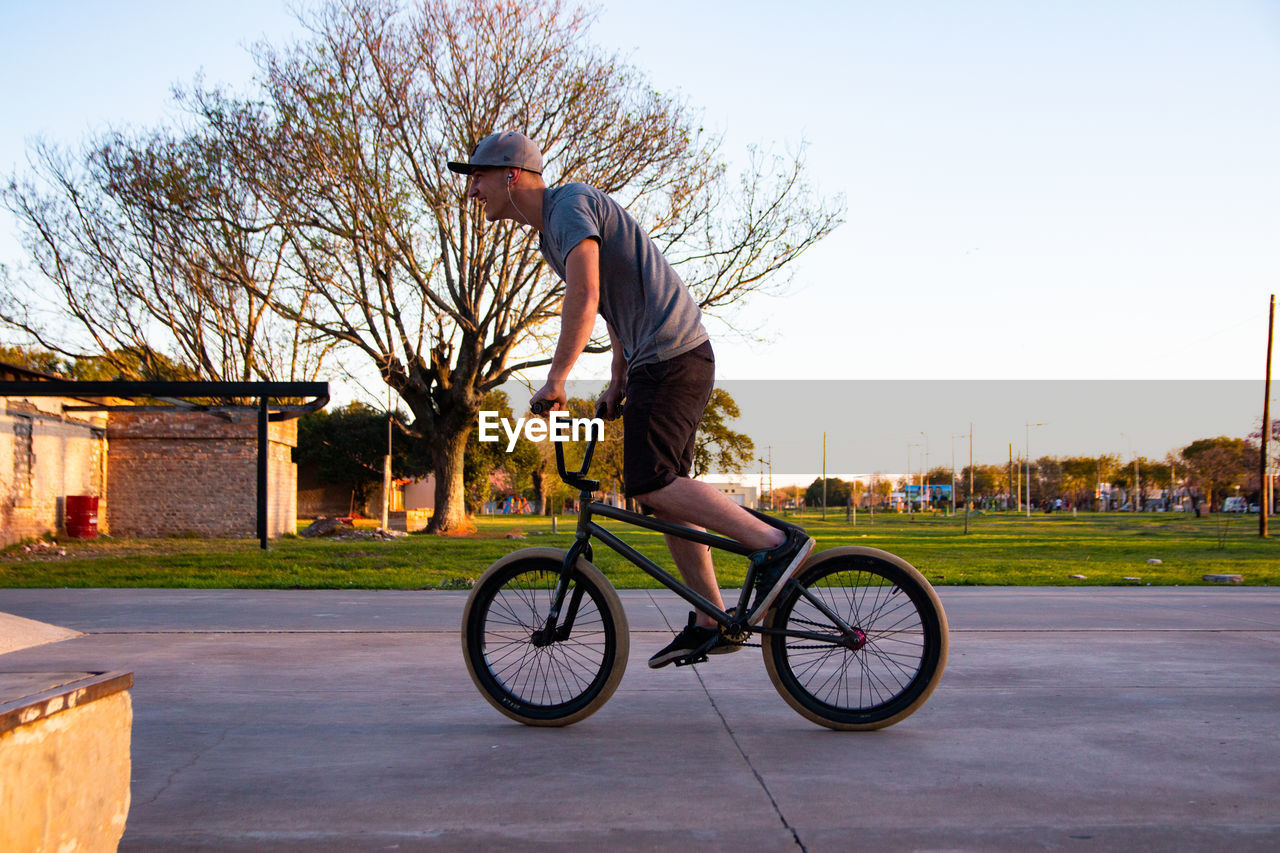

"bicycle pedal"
[673,652,709,667]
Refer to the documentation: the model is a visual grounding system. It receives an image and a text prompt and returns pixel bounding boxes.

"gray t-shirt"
[539,183,708,369]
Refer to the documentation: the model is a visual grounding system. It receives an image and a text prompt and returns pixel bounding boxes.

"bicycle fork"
[530,537,593,648]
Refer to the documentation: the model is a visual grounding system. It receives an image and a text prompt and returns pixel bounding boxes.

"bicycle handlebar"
[529,399,617,489]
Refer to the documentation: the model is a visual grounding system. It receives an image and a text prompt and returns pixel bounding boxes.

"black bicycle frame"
[539,431,859,645]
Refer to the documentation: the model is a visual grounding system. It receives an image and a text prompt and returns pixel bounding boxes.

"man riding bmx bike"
[449,131,813,667]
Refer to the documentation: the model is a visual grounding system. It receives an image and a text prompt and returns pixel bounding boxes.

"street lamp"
[1026,422,1045,518]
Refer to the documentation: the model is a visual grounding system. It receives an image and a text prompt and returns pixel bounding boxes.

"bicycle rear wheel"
[761,547,948,730]
[462,548,628,726]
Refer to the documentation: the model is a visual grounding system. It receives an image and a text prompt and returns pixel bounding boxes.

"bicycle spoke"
[778,560,929,714]
[477,567,612,710]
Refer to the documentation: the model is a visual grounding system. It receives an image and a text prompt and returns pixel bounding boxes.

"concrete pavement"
[1,587,1278,851]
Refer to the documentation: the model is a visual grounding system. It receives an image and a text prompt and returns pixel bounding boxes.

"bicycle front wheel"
[761,547,948,730]
[462,548,629,726]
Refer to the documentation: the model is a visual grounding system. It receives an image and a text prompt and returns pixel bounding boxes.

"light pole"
[921,431,929,511]
[951,431,967,518]
[1025,422,1044,518]
[907,441,920,518]
[382,385,393,530]
[966,423,974,534]
[821,432,827,521]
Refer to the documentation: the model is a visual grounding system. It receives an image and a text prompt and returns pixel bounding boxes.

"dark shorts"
[623,340,715,503]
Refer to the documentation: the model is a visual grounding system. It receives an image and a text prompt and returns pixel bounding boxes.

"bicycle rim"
[763,549,947,730]
[463,553,627,726]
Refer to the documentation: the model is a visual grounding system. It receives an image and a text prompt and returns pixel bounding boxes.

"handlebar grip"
[531,399,621,418]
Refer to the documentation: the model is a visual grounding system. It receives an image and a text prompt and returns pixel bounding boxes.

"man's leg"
[651,511,724,629]
[642,478,785,629]
[641,477,784,553]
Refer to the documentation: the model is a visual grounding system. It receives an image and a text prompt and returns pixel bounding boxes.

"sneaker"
[745,526,815,625]
[648,612,741,669]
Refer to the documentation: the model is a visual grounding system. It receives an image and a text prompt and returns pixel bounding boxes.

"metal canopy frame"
[0,380,329,549]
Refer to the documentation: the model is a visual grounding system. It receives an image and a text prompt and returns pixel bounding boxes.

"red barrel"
[65,495,100,539]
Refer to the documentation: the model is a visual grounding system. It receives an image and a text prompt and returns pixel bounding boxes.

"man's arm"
[531,237,600,411]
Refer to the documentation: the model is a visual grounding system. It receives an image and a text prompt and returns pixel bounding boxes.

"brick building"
[2,366,301,544]
[106,411,296,538]
[1,362,107,546]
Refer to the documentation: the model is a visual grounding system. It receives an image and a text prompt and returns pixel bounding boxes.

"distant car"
[1223,496,1249,513]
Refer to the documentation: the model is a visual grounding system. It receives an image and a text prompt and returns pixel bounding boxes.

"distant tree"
[805,477,850,509]
[1141,459,1172,500]
[1181,436,1259,512]
[869,473,892,507]
[1031,456,1063,504]
[924,466,953,485]
[961,464,1004,501]
[295,402,432,508]
[1,136,327,383]
[690,388,755,479]
[0,342,200,381]
[768,484,804,508]
[1060,454,1120,507]
[464,390,541,513]
[0,344,65,375]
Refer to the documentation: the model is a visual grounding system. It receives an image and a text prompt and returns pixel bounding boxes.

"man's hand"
[599,382,624,420]
[530,380,567,416]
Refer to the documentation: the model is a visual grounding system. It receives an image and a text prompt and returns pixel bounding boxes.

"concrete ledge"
[0,670,133,734]
[1,670,133,852]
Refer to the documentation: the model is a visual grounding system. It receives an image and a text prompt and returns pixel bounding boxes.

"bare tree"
[1,135,329,382]
[1,0,842,531]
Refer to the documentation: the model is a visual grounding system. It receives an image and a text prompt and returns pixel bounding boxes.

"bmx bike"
[461,404,949,730]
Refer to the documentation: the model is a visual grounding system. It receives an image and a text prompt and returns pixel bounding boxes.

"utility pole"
[966,424,973,534]
[821,432,827,521]
[756,447,775,512]
[1015,449,1021,512]
[1009,444,1014,512]
[1135,455,1141,513]
[951,430,968,518]
[382,386,393,531]
[1026,422,1044,517]
[767,446,773,512]
[1263,294,1275,537]
[950,433,959,517]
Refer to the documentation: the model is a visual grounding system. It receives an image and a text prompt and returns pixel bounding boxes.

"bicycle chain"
[719,614,855,652]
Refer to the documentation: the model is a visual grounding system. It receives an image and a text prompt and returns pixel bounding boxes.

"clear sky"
[3,2,1278,402]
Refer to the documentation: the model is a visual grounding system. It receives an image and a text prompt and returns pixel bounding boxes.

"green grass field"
[2,509,1276,590]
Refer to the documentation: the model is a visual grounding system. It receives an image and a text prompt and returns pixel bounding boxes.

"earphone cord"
[507,183,533,228]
